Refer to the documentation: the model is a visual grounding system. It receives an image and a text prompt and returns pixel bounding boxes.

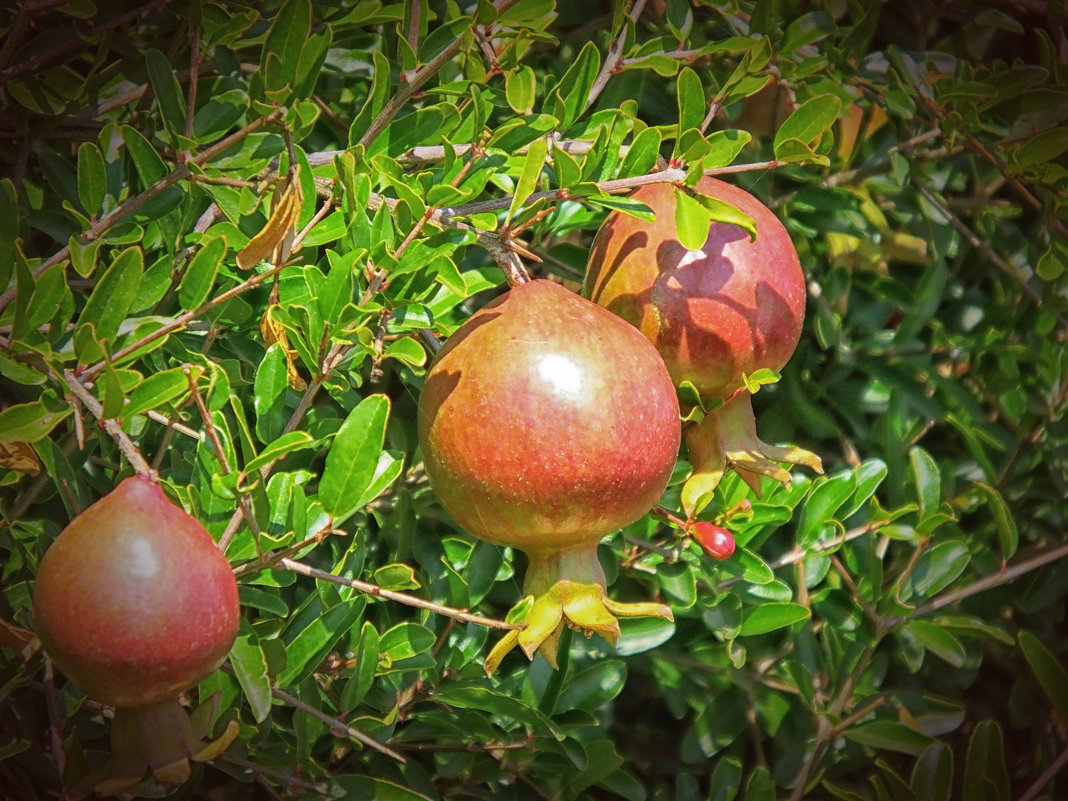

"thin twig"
[59,371,154,478]
[268,684,407,763]
[279,557,522,631]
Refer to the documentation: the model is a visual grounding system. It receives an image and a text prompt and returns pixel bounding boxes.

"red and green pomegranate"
[32,474,241,797]
[583,176,822,513]
[417,279,680,674]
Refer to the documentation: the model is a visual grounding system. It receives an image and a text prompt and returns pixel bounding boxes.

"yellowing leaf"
[260,305,308,390]
[237,172,303,270]
[0,441,42,476]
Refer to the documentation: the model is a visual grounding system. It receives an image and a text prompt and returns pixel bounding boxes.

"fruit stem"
[522,545,606,597]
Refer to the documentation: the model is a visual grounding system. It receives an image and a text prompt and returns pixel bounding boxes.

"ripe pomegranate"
[33,474,241,797]
[583,176,822,512]
[417,279,680,674]
[692,522,736,560]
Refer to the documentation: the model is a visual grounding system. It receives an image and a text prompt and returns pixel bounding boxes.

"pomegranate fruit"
[417,279,680,674]
[32,474,241,797]
[583,176,822,512]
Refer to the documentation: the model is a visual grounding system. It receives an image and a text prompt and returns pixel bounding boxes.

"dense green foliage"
[1,1,1067,799]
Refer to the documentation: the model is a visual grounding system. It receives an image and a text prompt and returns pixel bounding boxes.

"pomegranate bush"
[1,3,1067,801]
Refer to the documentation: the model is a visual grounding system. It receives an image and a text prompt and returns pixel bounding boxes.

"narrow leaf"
[230,626,273,724]
[508,137,548,224]
[77,142,106,216]
[739,602,810,636]
[319,394,391,524]
[1019,631,1068,725]
[179,235,225,311]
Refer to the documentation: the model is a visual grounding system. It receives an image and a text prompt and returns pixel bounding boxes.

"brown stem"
[279,557,522,631]
[59,371,154,478]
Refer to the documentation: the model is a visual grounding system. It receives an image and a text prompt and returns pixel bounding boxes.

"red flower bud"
[692,522,736,560]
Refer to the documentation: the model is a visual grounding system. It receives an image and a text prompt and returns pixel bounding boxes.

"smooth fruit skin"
[583,176,807,400]
[33,474,240,709]
[692,522,736,560]
[418,279,680,672]
[418,279,681,553]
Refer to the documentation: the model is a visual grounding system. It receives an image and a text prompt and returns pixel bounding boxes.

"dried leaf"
[0,440,42,476]
[236,172,303,270]
[260,305,308,390]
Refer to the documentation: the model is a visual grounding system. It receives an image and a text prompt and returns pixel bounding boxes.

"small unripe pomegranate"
[584,177,822,511]
[691,522,736,560]
[418,279,680,673]
[33,474,241,797]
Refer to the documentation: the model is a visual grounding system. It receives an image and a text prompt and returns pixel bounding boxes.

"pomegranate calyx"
[66,694,238,799]
[682,391,823,515]
[484,580,674,676]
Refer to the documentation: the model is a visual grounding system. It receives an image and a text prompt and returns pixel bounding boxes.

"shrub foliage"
[1,1,1067,799]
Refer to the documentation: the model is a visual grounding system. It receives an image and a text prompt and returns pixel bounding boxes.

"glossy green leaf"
[76,142,106,216]
[903,620,966,667]
[319,394,391,524]
[911,742,954,801]
[693,189,758,239]
[349,50,392,147]
[0,400,72,444]
[179,235,225,311]
[339,622,380,714]
[909,540,969,597]
[676,67,706,135]
[674,186,713,251]
[973,482,1018,559]
[75,246,143,361]
[962,720,1010,801]
[845,721,934,756]
[709,756,743,801]
[742,765,775,801]
[617,127,662,178]
[355,450,404,508]
[704,129,752,168]
[242,431,316,476]
[145,48,186,139]
[17,263,68,339]
[261,0,311,91]
[774,94,841,158]
[508,136,547,223]
[908,446,941,520]
[230,624,273,723]
[556,659,627,713]
[1019,631,1068,725]
[544,40,600,128]
[739,602,810,636]
[797,471,857,547]
[253,344,288,445]
[278,595,366,688]
[120,125,167,185]
[506,65,536,114]
[615,615,675,655]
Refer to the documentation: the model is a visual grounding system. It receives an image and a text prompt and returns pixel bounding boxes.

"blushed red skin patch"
[33,475,240,708]
[583,177,806,400]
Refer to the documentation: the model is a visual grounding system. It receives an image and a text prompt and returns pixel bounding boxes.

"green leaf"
[739,602,810,636]
[145,48,186,140]
[676,66,706,135]
[506,65,536,114]
[120,125,167,185]
[261,0,311,92]
[973,482,1018,559]
[797,470,857,547]
[242,431,316,476]
[1019,631,1068,725]
[845,721,934,756]
[709,756,743,801]
[339,622,379,713]
[69,235,100,278]
[617,127,662,178]
[742,765,775,801]
[75,246,143,362]
[910,540,970,597]
[908,446,941,520]
[17,263,68,339]
[693,190,758,240]
[902,620,966,667]
[585,195,654,220]
[179,235,225,311]
[0,179,16,290]
[349,50,392,147]
[508,136,548,224]
[379,622,436,662]
[76,142,106,216]
[615,615,676,656]
[556,659,626,713]
[370,105,448,158]
[911,743,954,801]
[278,595,366,688]
[0,400,72,444]
[704,129,752,168]
[962,720,1010,801]
[544,41,600,128]
[774,93,841,159]
[230,624,273,723]
[253,344,289,445]
[674,186,713,251]
[319,394,391,524]
[1014,126,1068,168]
